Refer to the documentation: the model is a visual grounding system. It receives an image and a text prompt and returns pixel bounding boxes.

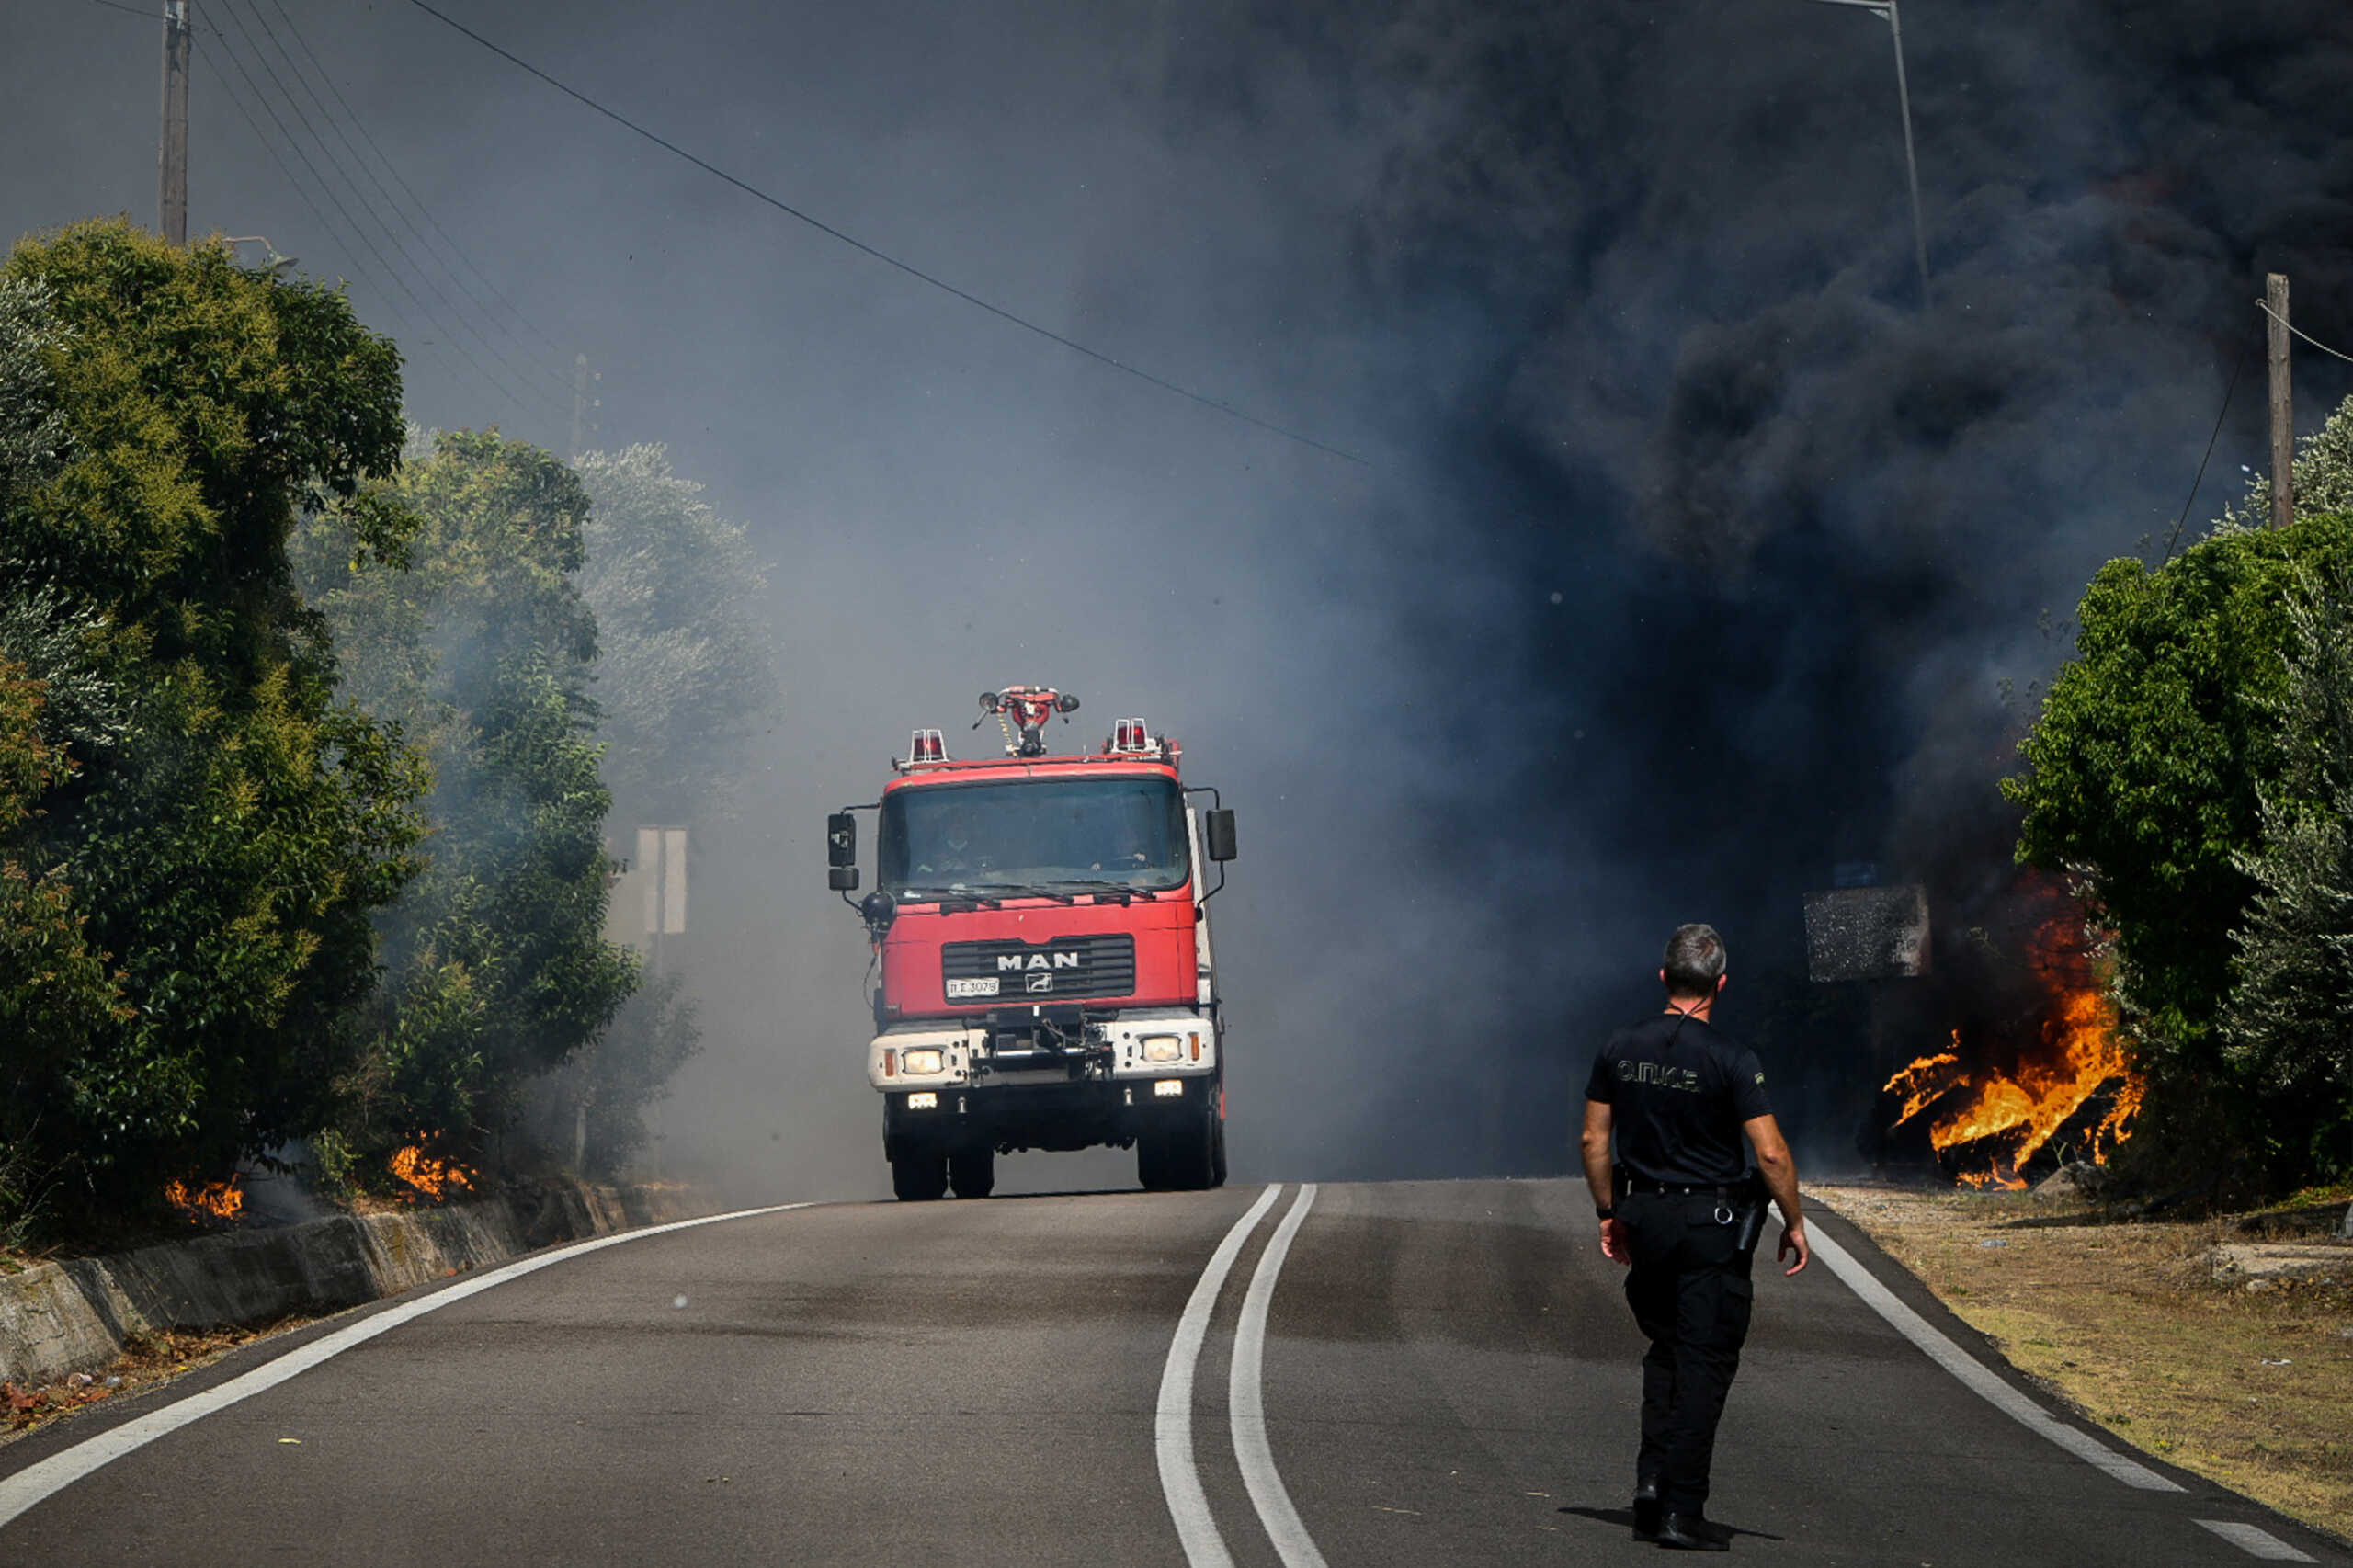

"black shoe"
[1655,1512,1730,1551]
[1631,1483,1662,1542]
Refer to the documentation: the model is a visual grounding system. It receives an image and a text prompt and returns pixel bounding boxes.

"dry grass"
[1813,1182,2353,1542]
[0,1315,316,1448]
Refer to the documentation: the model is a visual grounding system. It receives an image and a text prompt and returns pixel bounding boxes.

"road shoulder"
[1811,1182,2353,1554]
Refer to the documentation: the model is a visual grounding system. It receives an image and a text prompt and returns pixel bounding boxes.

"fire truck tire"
[1148,1104,1217,1192]
[891,1146,949,1202]
[1209,1115,1228,1189]
[1137,1132,1173,1192]
[949,1144,995,1199]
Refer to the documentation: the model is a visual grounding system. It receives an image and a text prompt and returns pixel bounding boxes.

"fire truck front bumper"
[868,1022,981,1093]
[866,1008,1218,1093]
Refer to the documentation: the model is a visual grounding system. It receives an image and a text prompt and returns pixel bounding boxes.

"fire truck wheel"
[891,1145,949,1201]
[949,1144,995,1199]
[1158,1103,1218,1191]
[1209,1114,1228,1189]
[1137,1131,1172,1192]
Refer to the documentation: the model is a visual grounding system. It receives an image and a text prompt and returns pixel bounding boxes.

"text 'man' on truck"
[824,686,1237,1200]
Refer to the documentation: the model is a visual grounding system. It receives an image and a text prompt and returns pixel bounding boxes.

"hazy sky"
[7,0,2349,1195]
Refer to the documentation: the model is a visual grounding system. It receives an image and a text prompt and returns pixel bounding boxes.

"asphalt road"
[0,1178,2340,1566]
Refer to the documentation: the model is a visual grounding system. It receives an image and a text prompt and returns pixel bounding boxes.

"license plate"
[946,976,1000,999]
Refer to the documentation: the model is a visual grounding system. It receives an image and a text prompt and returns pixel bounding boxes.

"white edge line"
[1230,1182,1329,1568]
[2197,1519,2318,1562]
[1808,1221,2185,1492]
[0,1200,814,1530]
[1155,1183,1282,1568]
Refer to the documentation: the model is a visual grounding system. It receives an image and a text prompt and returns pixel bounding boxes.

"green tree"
[0,222,425,1210]
[561,446,777,1169]
[297,429,635,1172]
[0,653,130,1245]
[2221,567,2353,1181]
[2006,395,2353,1185]
[573,444,776,824]
[0,278,70,510]
[565,968,699,1178]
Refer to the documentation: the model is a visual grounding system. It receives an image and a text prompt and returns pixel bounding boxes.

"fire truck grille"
[940,933,1137,1003]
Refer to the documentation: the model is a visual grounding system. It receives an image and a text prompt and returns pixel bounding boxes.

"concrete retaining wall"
[0,1180,704,1389]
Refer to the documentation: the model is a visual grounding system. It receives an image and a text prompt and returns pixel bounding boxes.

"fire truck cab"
[825,689,1238,1200]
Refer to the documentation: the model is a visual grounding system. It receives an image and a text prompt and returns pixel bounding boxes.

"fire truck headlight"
[906,1091,939,1110]
[1154,1079,1186,1098]
[1140,1035,1183,1063]
[902,1048,946,1076]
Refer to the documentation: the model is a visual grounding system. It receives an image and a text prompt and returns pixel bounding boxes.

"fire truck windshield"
[881,777,1189,896]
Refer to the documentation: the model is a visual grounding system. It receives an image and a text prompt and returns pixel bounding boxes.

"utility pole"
[571,353,601,457]
[159,0,191,246]
[1884,0,1929,312]
[1806,0,1930,311]
[2268,272,2293,529]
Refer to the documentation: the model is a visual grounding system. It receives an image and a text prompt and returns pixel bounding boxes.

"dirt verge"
[1,1313,320,1448]
[1812,1181,2353,1542]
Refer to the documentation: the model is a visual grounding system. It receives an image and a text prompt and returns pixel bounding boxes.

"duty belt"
[1622,1177,1751,1199]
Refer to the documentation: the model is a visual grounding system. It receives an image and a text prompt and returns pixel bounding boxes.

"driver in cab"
[915,803,990,881]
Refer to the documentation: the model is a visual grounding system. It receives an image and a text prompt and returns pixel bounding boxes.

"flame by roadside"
[389,1142,474,1200]
[1883,915,2143,1188]
[162,1176,244,1221]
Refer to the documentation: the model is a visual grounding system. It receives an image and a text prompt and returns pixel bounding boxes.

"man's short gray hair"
[1663,923,1727,998]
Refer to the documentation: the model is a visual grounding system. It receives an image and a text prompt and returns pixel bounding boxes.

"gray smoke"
[5,0,2348,1195]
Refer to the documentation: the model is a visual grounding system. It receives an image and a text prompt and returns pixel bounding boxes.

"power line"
[251,0,574,369]
[2161,353,2245,565]
[210,0,561,416]
[207,0,560,414]
[63,0,205,29]
[199,31,486,401]
[237,0,575,399]
[231,0,572,401]
[2257,296,2353,367]
[397,0,1370,468]
[56,0,570,412]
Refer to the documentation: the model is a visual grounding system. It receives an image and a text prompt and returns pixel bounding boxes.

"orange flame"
[388,1142,474,1201]
[1884,912,2143,1187]
[163,1176,244,1221]
[1884,1043,1963,1125]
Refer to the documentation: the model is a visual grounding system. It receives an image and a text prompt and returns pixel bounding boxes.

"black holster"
[1733,1173,1769,1253]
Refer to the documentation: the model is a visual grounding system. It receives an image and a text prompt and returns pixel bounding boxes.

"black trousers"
[1620,1190,1757,1515]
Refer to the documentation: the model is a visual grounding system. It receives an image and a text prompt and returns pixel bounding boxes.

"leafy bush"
[2007,396,2353,1188]
[297,429,635,1170]
[2221,568,2353,1180]
[0,222,424,1215]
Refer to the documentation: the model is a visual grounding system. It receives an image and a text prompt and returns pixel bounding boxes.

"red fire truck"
[825,687,1238,1200]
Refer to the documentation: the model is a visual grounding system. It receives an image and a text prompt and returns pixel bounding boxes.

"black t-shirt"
[1585,1012,1773,1186]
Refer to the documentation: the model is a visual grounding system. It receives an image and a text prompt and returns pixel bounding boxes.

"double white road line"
[1155,1182,1329,1568]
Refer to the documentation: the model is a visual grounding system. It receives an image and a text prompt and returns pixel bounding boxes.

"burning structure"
[1846,872,2143,1188]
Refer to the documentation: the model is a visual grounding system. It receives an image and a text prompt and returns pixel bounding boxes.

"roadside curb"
[1808,1197,2353,1562]
[0,1178,708,1389]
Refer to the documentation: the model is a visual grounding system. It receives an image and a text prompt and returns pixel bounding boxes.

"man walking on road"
[1582,923,1810,1551]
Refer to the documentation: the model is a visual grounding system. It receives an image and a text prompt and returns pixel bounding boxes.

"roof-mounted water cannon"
[976,685,1079,757]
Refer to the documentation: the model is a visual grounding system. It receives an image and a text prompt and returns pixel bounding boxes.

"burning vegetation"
[1881,895,2143,1188]
[388,1142,474,1201]
[161,1176,243,1223]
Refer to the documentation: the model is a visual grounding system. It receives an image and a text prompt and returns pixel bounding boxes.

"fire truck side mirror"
[1205,809,1238,863]
[829,865,861,892]
[826,812,857,868]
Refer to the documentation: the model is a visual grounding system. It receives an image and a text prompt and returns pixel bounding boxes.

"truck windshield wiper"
[960,882,1077,904]
[1050,880,1154,901]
